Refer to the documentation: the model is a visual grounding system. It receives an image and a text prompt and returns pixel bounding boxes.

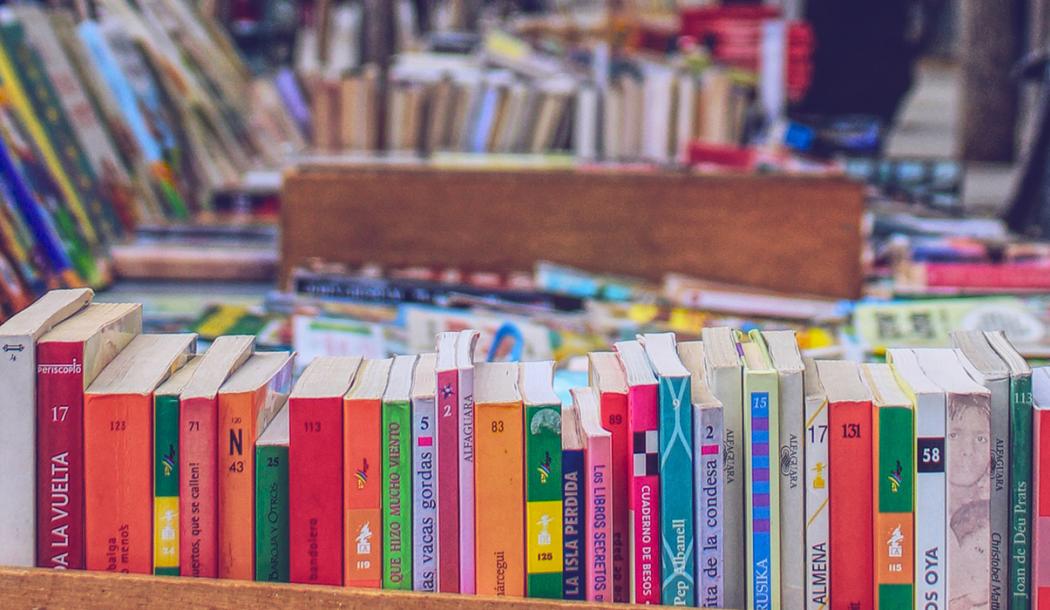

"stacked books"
[3,289,1048,610]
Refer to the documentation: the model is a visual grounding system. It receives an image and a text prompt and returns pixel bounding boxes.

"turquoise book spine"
[659,374,695,605]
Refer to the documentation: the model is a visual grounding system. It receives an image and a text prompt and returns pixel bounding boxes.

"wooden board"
[280,165,865,299]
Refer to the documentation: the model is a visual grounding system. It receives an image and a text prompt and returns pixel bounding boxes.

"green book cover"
[153,394,180,576]
[382,398,413,589]
[525,402,563,598]
[1009,373,1033,608]
[876,406,914,609]
[255,443,289,582]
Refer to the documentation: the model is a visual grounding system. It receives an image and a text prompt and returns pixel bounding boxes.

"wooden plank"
[0,568,695,609]
[280,164,865,299]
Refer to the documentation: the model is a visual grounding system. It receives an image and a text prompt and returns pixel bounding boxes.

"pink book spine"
[435,368,459,593]
[1035,410,1050,609]
[629,384,661,604]
[587,433,613,602]
[457,365,476,594]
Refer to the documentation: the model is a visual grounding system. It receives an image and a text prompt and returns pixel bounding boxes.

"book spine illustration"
[412,394,438,592]
[255,442,288,582]
[779,372,805,610]
[0,334,34,567]
[35,342,86,569]
[804,394,830,610]
[1034,409,1050,610]
[586,434,612,602]
[945,392,991,610]
[914,391,947,609]
[990,380,1010,610]
[711,364,744,609]
[696,406,724,609]
[289,397,343,586]
[343,398,382,588]
[745,379,780,610]
[154,394,180,575]
[598,390,630,603]
[659,375,694,606]
[218,393,255,580]
[874,406,915,608]
[475,402,525,597]
[828,400,874,610]
[435,368,459,592]
[84,394,151,574]
[562,448,584,600]
[383,400,412,590]
[179,397,218,577]
[458,366,476,594]
[525,402,563,598]
[1009,374,1033,609]
[629,384,661,604]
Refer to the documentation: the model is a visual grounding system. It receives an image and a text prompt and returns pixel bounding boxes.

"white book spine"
[779,370,805,609]
[987,378,1010,610]
[916,391,947,609]
[574,87,598,161]
[804,390,829,610]
[458,366,476,593]
[412,393,438,591]
[709,364,745,609]
[696,405,724,608]
[0,333,35,566]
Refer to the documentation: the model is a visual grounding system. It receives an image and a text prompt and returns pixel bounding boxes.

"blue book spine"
[562,448,585,600]
[750,391,774,610]
[0,137,71,272]
[659,375,695,605]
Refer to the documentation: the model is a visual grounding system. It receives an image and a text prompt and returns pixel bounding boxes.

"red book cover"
[180,396,218,577]
[828,399,875,609]
[628,383,661,605]
[36,342,86,569]
[289,395,344,585]
[435,367,460,593]
[922,262,1050,290]
[598,387,630,603]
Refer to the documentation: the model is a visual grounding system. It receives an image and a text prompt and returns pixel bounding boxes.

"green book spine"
[255,444,289,582]
[153,394,179,576]
[525,403,563,599]
[383,399,413,589]
[876,406,914,609]
[1009,374,1033,609]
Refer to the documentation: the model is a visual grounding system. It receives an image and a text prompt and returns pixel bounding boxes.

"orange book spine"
[475,401,525,596]
[218,390,259,580]
[345,397,382,588]
[84,393,152,574]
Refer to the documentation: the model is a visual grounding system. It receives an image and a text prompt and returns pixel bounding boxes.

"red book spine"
[599,389,630,603]
[289,396,343,585]
[35,342,86,569]
[179,396,218,577]
[436,368,459,593]
[1035,410,1050,610]
[924,262,1050,289]
[628,384,660,604]
[828,400,874,610]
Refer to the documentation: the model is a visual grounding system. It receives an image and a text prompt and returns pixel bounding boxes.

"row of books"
[3,289,1050,610]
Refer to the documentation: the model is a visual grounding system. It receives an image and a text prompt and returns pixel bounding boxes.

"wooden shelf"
[280,164,865,300]
[0,568,700,608]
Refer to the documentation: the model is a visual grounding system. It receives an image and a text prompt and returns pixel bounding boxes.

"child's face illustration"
[948,408,989,487]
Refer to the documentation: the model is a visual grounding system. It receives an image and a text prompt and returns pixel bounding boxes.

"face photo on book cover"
[946,393,990,610]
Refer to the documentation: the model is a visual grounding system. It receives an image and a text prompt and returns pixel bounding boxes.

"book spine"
[218,393,255,580]
[85,394,151,573]
[343,398,382,588]
[435,368,459,592]
[945,392,991,610]
[289,396,343,586]
[745,374,781,610]
[255,443,288,582]
[0,334,34,567]
[711,364,744,609]
[154,394,180,575]
[35,342,86,569]
[458,366,476,594]
[659,375,694,605]
[1009,374,1033,609]
[179,396,218,578]
[990,379,1010,610]
[828,400,874,609]
[562,448,585,600]
[804,394,830,610]
[874,406,915,608]
[1034,409,1050,610]
[475,402,525,597]
[412,395,438,592]
[628,384,661,604]
[915,391,947,609]
[598,390,630,603]
[779,372,805,610]
[586,434,612,602]
[383,400,413,590]
[696,406,724,609]
[525,402,563,598]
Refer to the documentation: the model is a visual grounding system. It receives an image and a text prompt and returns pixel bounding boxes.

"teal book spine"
[1010,373,1034,608]
[383,399,413,589]
[659,374,695,605]
[255,444,289,582]
[525,403,563,598]
[153,395,180,575]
